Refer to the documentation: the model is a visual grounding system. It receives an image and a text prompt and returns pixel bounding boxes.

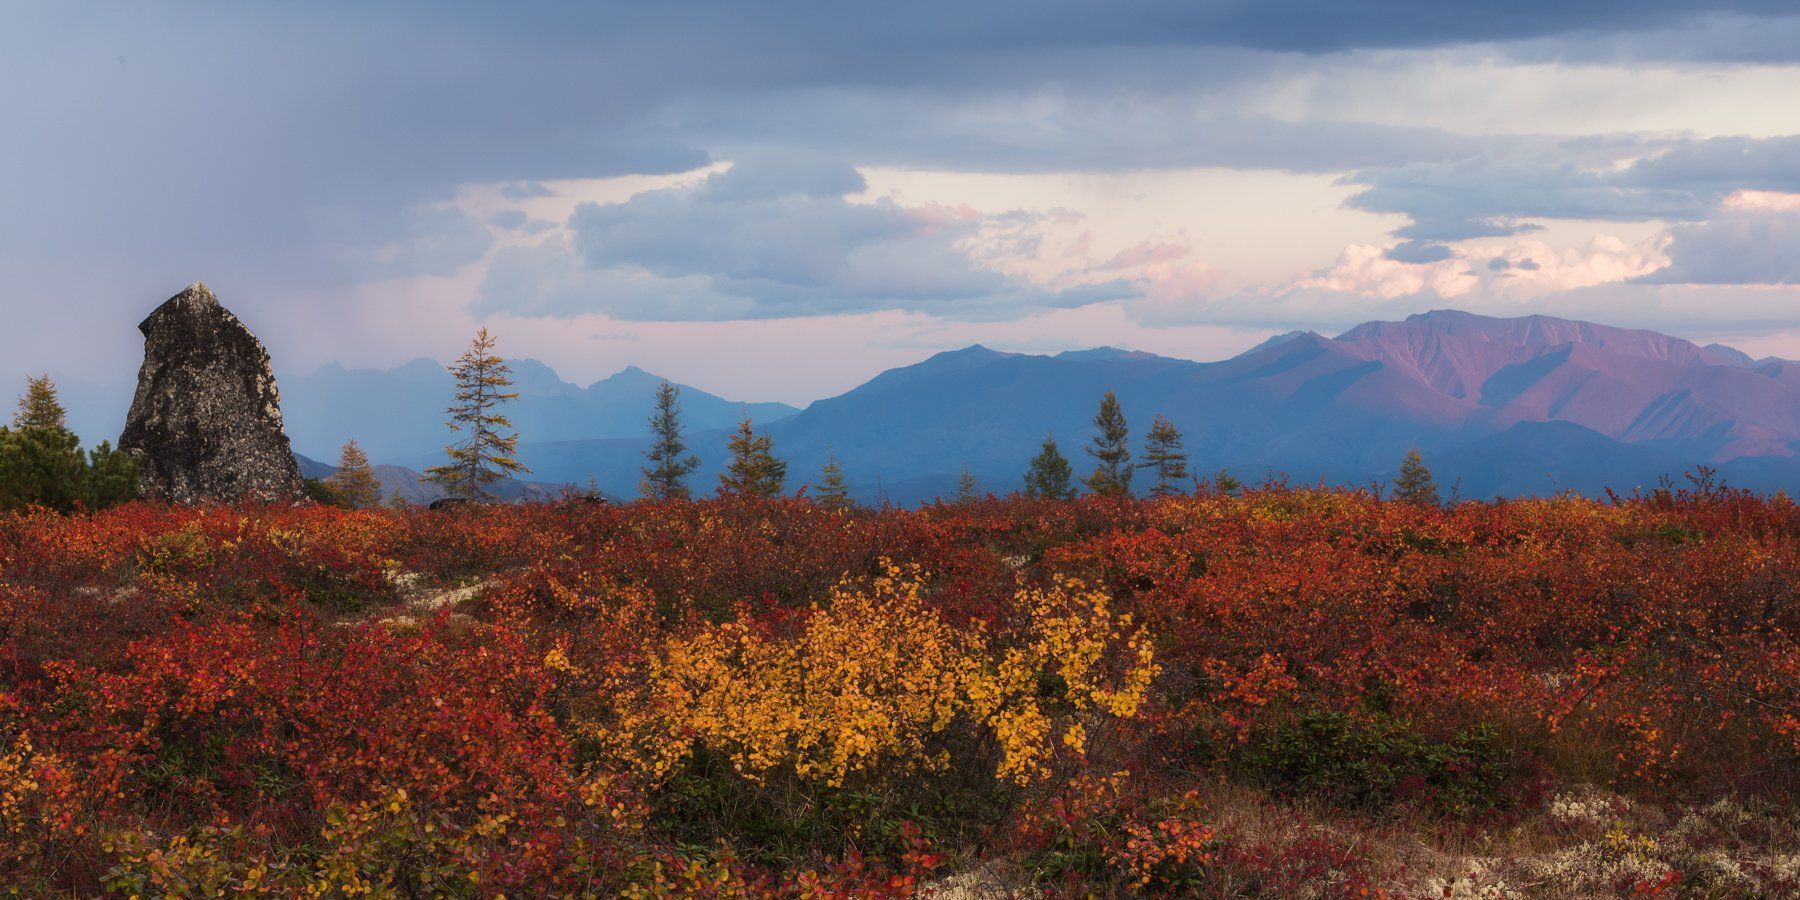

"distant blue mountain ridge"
[277,359,801,462]
[454,310,1800,505]
[55,310,1800,505]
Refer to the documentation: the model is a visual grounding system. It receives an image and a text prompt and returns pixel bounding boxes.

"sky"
[5,1,1800,406]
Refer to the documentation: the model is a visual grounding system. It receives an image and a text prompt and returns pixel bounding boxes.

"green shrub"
[1242,709,1511,816]
[648,742,1012,869]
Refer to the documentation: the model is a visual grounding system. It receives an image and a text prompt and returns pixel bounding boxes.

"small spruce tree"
[1024,433,1075,500]
[1137,414,1189,496]
[423,328,529,501]
[0,431,22,512]
[640,381,700,500]
[1083,390,1132,497]
[0,375,87,512]
[1392,447,1441,506]
[82,440,138,509]
[955,466,979,503]
[815,453,852,509]
[719,414,786,498]
[326,439,383,508]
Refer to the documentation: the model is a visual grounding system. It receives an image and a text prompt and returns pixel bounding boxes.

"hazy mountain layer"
[497,310,1800,503]
[66,310,1800,505]
[277,360,799,461]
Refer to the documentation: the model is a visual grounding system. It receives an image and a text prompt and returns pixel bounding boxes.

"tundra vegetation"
[0,476,1797,896]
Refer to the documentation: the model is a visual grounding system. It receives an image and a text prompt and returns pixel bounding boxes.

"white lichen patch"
[1548,787,1629,830]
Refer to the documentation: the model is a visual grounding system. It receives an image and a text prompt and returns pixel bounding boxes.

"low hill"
[293,453,592,504]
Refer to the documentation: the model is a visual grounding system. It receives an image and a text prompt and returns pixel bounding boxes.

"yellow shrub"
[591,564,1158,788]
[0,731,41,844]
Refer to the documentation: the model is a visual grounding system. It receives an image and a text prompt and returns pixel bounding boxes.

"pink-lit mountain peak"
[1330,309,1740,402]
[1303,309,1796,461]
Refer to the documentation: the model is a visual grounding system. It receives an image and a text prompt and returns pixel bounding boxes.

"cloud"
[1127,234,1670,328]
[1094,241,1191,271]
[700,155,868,200]
[11,1,1800,382]
[477,237,755,321]
[1621,136,1800,193]
[486,209,530,230]
[1640,198,1800,285]
[315,204,495,282]
[1179,2,1800,56]
[1343,135,1800,263]
[1345,146,1689,237]
[675,94,1497,175]
[476,158,1130,321]
[1527,282,1800,337]
[498,182,557,201]
[1384,241,1457,264]
[12,4,1788,304]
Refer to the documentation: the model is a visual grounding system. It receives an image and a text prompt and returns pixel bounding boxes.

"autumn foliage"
[1,479,1798,895]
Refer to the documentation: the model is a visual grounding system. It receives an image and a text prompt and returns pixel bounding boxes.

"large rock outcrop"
[120,283,305,503]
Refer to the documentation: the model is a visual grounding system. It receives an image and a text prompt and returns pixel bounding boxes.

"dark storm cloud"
[7,2,1793,301]
[359,1,1800,64]
[5,0,1800,376]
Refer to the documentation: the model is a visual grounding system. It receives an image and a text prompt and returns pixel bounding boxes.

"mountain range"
[279,359,800,462]
[59,309,1800,504]
[463,310,1800,504]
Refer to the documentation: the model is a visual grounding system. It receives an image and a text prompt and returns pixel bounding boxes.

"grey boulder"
[120,282,305,503]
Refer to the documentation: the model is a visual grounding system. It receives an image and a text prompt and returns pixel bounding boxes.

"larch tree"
[423,328,529,501]
[15,374,67,431]
[719,414,787,498]
[1138,414,1190,496]
[955,466,979,503]
[1212,469,1244,496]
[815,453,851,509]
[326,439,383,508]
[1023,433,1075,500]
[1083,390,1132,497]
[1392,447,1442,506]
[640,381,700,500]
